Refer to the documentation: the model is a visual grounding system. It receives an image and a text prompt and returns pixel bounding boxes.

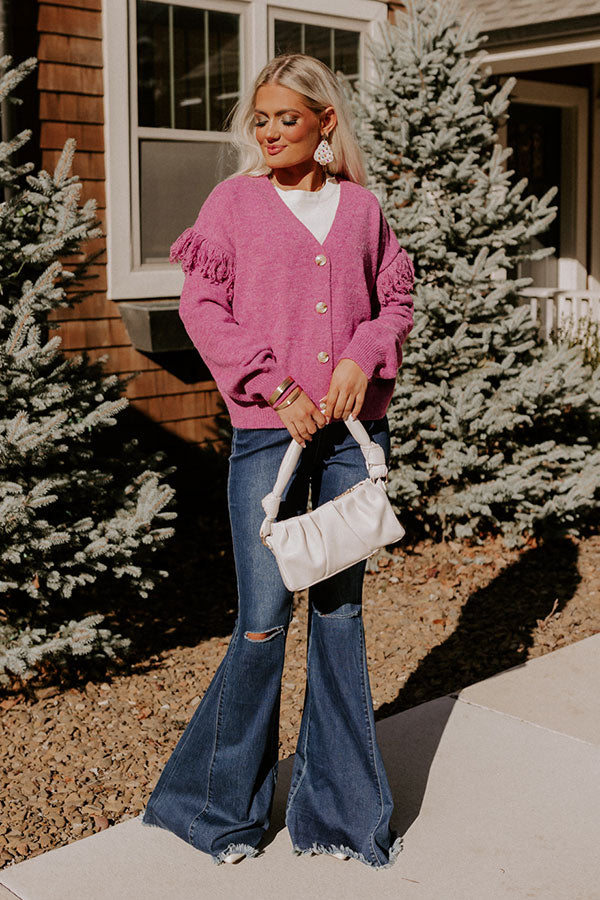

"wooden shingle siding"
[50,0,101,9]
[387,3,406,23]
[38,4,102,39]
[56,317,129,350]
[57,296,114,321]
[39,92,103,123]
[38,63,103,95]
[160,417,226,444]
[40,0,223,447]
[38,34,104,67]
[85,346,166,374]
[41,121,105,151]
[134,391,224,421]
[42,148,104,178]
[127,372,216,400]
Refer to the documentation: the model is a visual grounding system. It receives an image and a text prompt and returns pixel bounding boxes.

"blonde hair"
[222,53,367,185]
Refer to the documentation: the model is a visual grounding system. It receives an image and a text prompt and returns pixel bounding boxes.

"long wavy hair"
[222,53,367,185]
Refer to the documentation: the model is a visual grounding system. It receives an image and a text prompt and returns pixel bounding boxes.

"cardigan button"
[315,301,328,313]
[317,351,330,363]
[314,253,327,266]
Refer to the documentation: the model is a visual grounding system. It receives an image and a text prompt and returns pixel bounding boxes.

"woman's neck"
[269,168,328,192]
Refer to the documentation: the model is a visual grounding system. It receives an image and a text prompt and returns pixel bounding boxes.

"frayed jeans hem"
[136,812,260,865]
[212,843,260,865]
[290,833,403,870]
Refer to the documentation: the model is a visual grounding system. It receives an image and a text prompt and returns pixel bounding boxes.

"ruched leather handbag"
[259,414,405,592]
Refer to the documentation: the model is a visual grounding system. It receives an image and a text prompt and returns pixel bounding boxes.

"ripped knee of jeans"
[244,625,285,642]
[315,606,361,619]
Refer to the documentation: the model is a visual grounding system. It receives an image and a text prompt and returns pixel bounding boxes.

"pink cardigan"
[171,173,415,429]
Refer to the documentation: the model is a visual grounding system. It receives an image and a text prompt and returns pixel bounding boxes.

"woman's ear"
[321,105,337,135]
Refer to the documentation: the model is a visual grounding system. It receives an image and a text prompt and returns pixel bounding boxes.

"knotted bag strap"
[259,415,388,543]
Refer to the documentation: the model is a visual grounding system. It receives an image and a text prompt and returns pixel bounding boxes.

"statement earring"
[313,134,334,165]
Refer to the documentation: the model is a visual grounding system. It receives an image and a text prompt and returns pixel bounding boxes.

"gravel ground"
[1,529,599,870]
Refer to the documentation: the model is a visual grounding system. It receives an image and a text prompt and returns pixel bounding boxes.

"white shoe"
[223,852,246,863]
[332,851,350,860]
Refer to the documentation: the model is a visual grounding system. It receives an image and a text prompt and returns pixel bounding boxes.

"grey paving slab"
[2,685,599,900]
[0,886,21,900]
[455,632,600,745]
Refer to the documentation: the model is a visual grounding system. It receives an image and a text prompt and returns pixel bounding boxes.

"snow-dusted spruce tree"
[345,0,600,548]
[0,54,177,692]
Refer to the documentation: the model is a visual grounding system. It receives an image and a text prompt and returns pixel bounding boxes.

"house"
[9,1,599,451]
[464,0,600,341]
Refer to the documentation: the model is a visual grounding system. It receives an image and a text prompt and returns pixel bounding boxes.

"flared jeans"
[139,416,402,869]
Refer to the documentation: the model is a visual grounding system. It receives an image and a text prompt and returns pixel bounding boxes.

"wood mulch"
[1,529,598,870]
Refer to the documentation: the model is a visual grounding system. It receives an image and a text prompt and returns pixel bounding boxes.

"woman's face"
[253,82,335,173]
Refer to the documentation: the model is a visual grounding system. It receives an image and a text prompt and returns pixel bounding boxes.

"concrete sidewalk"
[1,633,599,900]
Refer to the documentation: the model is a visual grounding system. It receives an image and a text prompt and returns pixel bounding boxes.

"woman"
[139,52,414,870]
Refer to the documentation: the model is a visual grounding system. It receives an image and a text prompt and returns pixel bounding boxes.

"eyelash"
[254,119,298,127]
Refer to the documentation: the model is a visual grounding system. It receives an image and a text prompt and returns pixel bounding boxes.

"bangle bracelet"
[274,385,302,410]
[268,376,295,407]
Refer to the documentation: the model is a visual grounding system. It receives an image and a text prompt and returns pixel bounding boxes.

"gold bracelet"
[273,385,302,410]
[268,375,295,408]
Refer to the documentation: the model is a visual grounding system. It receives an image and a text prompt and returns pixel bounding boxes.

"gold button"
[315,253,327,266]
[317,351,329,363]
[315,301,328,314]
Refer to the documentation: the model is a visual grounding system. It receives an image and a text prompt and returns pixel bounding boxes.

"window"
[137,1,239,131]
[132,0,242,265]
[104,0,385,300]
[273,19,361,81]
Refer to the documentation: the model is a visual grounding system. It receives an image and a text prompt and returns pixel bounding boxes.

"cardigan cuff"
[339,332,401,381]
[247,365,299,406]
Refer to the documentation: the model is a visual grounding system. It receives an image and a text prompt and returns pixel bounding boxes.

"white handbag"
[259,415,405,592]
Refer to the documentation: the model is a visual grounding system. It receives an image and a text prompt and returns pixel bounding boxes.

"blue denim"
[139,416,403,869]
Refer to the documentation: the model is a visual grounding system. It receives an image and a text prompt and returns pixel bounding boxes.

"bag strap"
[259,414,388,543]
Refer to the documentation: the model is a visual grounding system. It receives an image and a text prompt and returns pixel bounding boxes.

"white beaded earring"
[313,134,334,165]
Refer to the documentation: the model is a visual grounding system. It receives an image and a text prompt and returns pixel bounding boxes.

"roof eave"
[483,12,600,49]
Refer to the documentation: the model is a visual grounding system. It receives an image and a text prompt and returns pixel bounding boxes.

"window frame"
[497,78,588,291]
[102,0,388,301]
[269,6,366,81]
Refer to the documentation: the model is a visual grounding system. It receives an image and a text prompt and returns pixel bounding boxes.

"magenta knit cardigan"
[170,173,415,429]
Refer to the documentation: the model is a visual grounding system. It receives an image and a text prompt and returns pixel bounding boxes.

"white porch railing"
[518,289,600,343]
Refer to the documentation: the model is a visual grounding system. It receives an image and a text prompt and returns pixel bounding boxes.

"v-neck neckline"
[260,173,346,250]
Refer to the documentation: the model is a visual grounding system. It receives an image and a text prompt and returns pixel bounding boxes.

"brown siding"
[41,0,223,448]
[387,3,406,23]
[39,92,103,122]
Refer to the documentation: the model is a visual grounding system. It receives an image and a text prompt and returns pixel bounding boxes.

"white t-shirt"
[272,175,341,245]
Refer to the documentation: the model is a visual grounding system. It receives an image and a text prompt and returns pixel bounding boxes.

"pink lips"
[267,146,285,155]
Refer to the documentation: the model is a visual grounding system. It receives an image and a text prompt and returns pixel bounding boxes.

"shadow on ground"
[374,536,581,720]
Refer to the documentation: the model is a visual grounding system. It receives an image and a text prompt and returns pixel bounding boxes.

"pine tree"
[0,55,177,690]
[346,0,600,548]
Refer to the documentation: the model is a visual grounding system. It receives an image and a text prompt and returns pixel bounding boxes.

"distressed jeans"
[139,416,403,869]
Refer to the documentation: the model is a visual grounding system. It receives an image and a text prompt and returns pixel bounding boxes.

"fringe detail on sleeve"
[377,248,415,307]
[169,227,235,294]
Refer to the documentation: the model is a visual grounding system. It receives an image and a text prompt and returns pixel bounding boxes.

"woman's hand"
[275,389,328,447]
[323,359,369,421]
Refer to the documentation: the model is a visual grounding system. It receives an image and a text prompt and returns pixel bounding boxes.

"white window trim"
[102,0,388,301]
[592,63,600,292]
